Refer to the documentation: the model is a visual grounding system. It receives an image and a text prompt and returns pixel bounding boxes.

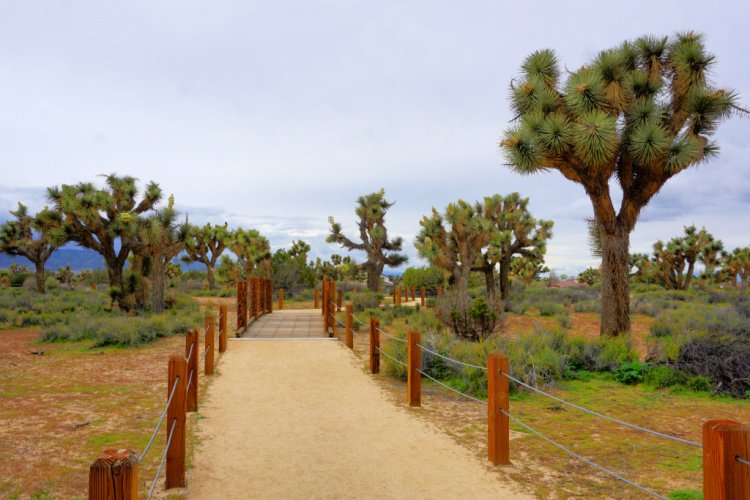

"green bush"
[644,366,688,388]
[614,361,647,384]
[595,336,638,371]
[352,291,381,312]
[686,375,711,392]
[538,301,566,317]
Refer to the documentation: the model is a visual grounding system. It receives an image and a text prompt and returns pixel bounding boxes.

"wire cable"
[375,345,407,367]
[417,369,487,404]
[352,315,368,327]
[417,344,487,371]
[147,418,177,500]
[376,327,407,343]
[500,409,668,499]
[185,369,194,395]
[185,342,195,364]
[500,371,702,448]
[737,456,750,467]
[139,377,180,463]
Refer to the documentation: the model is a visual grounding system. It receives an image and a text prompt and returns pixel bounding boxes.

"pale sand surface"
[188,336,530,498]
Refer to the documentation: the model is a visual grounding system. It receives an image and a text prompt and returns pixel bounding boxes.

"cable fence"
[139,377,180,464]
[147,418,178,500]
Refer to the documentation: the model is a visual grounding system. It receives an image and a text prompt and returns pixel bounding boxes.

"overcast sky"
[1,1,748,275]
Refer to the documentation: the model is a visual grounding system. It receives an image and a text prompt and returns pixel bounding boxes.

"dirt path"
[188,338,530,499]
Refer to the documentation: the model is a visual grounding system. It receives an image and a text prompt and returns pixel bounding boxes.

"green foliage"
[352,291,381,312]
[644,366,688,388]
[614,361,647,384]
[538,301,566,317]
[667,490,703,500]
[400,266,444,290]
[270,245,315,297]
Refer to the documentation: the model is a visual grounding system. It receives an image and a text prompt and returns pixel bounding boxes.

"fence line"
[147,418,178,500]
[139,377,180,464]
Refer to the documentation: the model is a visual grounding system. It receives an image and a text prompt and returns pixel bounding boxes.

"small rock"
[29,350,45,356]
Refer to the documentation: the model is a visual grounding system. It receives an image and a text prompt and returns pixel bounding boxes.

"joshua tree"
[183,222,231,289]
[230,228,270,278]
[577,267,601,286]
[699,230,724,281]
[327,189,407,291]
[415,200,491,297]
[510,255,549,285]
[475,193,553,300]
[722,247,750,289]
[47,174,161,303]
[0,203,66,293]
[501,33,742,335]
[135,197,189,312]
[652,225,721,290]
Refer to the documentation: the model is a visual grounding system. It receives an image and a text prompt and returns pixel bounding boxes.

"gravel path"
[188,335,529,499]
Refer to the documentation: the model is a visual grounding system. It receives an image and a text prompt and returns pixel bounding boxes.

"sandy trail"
[188,335,529,498]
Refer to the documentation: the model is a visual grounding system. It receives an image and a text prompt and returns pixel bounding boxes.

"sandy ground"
[188,338,530,499]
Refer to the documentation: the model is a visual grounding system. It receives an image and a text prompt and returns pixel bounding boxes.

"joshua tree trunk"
[499,255,511,302]
[366,262,383,292]
[483,268,496,299]
[684,260,695,290]
[206,265,216,290]
[599,223,631,336]
[150,256,166,313]
[35,261,46,294]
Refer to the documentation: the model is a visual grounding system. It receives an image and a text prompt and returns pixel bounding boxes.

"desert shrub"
[538,301,566,317]
[686,375,712,392]
[555,310,570,329]
[573,299,600,313]
[644,365,688,388]
[595,336,639,371]
[506,300,529,315]
[614,361,647,385]
[352,291,381,312]
[671,334,750,397]
[435,291,502,341]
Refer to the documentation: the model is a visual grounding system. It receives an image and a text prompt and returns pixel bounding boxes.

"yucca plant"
[501,33,743,335]
[327,189,407,291]
[229,227,271,278]
[182,222,232,289]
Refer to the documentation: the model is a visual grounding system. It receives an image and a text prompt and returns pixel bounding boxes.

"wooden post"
[420,286,425,306]
[703,420,750,499]
[437,286,443,298]
[487,354,510,465]
[337,289,343,311]
[392,286,397,304]
[395,286,401,306]
[314,288,319,309]
[369,317,380,374]
[166,354,187,488]
[279,289,284,310]
[345,304,353,349]
[407,331,421,407]
[89,449,138,500]
[330,281,336,337]
[185,330,198,413]
[236,281,247,331]
[205,315,215,376]
[219,305,227,353]
[254,278,260,321]
[268,280,273,313]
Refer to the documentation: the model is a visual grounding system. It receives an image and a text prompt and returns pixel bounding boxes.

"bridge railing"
[323,278,750,499]
[236,277,274,334]
[88,305,228,499]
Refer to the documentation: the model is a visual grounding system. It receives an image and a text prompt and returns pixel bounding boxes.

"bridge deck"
[240,309,326,339]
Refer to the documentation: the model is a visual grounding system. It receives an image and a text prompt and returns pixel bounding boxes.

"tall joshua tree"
[327,189,407,291]
[476,193,553,300]
[722,247,750,289]
[183,222,231,289]
[47,174,162,301]
[501,32,742,335]
[230,228,271,278]
[415,200,491,297]
[0,203,67,293]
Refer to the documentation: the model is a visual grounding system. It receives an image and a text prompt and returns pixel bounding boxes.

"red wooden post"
[330,281,337,337]
[487,354,510,465]
[279,289,284,310]
[337,289,343,311]
[268,280,274,313]
[392,286,397,304]
[205,315,215,376]
[166,354,187,488]
[369,317,380,374]
[185,330,198,413]
[322,281,328,331]
[420,286,426,306]
[345,304,353,349]
[437,286,443,298]
[219,305,227,352]
[703,420,750,499]
[314,288,319,309]
[253,278,260,321]
[236,281,247,331]
[407,331,421,407]
[89,449,138,499]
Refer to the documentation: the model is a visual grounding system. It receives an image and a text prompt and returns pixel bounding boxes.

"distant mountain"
[0,247,205,272]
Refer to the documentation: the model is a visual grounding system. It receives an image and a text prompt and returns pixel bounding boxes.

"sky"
[1,0,749,275]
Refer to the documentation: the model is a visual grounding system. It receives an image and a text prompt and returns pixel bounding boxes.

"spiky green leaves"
[664,138,700,173]
[537,114,573,155]
[501,127,542,174]
[572,111,618,167]
[511,77,561,116]
[627,122,671,167]
[564,69,607,114]
[521,49,559,87]
[687,87,737,134]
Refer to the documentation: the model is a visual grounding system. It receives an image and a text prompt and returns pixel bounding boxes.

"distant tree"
[230,228,270,279]
[289,240,311,262]
[415,200,491,297]
[183,222,231,290]
[652,225,721,290]
[327,189,408,291]
[628,253,655,282]
[699,231,724,281]
[510,255,549,285]
[721,247,750,289]
[501,33,742,335]
[476,193,553,300]
[577,267,601,286]
[0,203,67,293]
[216,254,241,286]
[401,266,445,290]
[47,174,161,305]
[270,245,315,297]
